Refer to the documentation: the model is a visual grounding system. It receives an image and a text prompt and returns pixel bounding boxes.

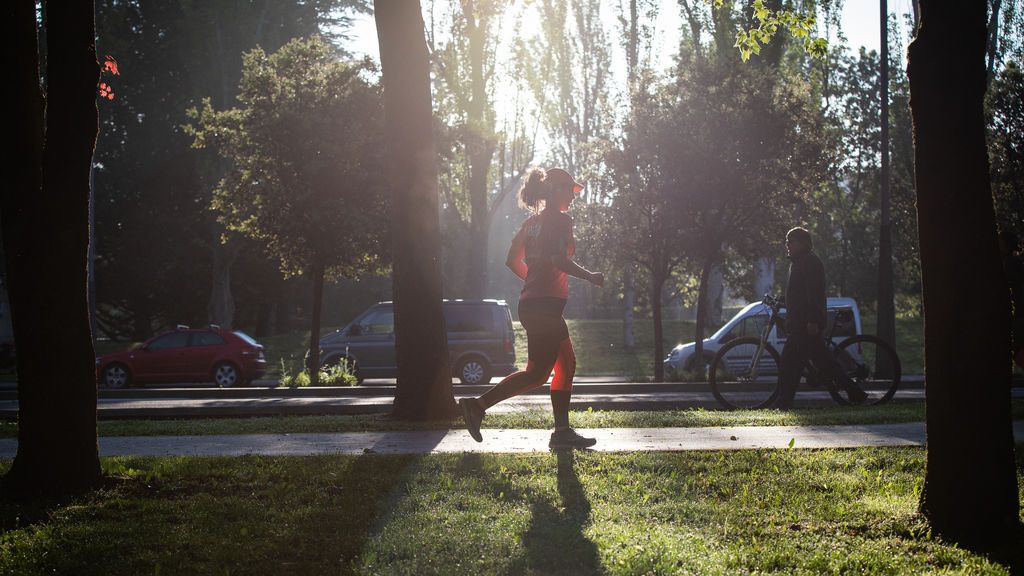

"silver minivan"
[664,297,862,379]
[316,299,517,385]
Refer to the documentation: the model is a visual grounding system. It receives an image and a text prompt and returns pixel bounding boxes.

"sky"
[343,1,919,66]
[338,1,917,161]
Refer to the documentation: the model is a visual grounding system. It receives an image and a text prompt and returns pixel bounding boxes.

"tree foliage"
[187,37,389,282]
[92,0,366,338]
[187,36,389,384]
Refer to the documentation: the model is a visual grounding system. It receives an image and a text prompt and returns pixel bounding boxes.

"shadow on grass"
[0,454,420,575]
[516,449,601,575]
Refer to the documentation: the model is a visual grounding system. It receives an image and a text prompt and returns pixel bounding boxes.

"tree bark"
[307,263,324,386]
[909,0,1019,545]
[877,0,897,377]
[2,0,102,497]
[692,258,715,381]
[463,0,496,300]
[207,233,238,329]
[623,264,636,350]
[753,256,775,299]
[375,0,456,420]
[651,273,665,382]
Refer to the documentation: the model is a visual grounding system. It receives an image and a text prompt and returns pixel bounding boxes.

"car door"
[345,307,396,376]
[187,331,228,380]
[132,331,190,382]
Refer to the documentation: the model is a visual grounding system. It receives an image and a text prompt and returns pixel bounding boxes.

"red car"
[96,325,266,388]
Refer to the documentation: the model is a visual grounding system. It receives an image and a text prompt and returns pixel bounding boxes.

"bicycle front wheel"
[832,335,901,406]
[710,337,782,410]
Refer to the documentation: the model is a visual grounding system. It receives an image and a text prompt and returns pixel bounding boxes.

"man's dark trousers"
[776,329,856,408]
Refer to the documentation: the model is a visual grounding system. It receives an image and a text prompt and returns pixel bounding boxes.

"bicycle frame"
[742,294,783,380]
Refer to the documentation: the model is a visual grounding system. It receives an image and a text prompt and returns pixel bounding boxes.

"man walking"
[776,227,867,408]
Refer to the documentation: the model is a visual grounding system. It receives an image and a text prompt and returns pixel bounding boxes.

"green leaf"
[788,437,795,449]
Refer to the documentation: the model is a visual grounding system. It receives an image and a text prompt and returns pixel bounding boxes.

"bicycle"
[708,294,901,410]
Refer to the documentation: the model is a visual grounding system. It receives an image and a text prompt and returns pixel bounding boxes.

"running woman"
[459,167,605,449]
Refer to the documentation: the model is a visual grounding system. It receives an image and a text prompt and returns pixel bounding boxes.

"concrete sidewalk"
[3,421,1021,457]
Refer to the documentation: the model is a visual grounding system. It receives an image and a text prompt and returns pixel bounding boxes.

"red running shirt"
[518,210,575,301]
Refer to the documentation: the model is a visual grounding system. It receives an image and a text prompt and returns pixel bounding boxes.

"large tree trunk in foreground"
[375,1,456,420]
[909,0,1019,544]
[2,0,101,497]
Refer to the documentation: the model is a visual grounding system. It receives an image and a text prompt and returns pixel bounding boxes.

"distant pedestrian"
[776,227,867,408]
[460,168,605,449]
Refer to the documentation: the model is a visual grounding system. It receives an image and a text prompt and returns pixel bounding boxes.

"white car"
[664,297,862,379]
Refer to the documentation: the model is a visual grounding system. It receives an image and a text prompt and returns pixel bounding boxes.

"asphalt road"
[0,377,953,419]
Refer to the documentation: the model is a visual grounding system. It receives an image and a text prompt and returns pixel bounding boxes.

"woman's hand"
[589,272,605,287]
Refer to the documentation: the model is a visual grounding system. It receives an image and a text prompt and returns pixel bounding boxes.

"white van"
[663,297,862,379]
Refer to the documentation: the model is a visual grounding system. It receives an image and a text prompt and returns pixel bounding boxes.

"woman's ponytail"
[517,168,547,211]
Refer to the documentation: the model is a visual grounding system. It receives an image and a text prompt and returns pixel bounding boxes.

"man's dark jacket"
[785,251,827,333]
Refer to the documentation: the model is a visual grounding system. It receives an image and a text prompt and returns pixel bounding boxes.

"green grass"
[1,448,1021,574]
[2,402,1021,438]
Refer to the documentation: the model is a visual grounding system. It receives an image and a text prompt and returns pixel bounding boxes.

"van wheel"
[457,357,491,385]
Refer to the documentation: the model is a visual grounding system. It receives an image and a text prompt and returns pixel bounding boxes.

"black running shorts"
[518,297,569,369]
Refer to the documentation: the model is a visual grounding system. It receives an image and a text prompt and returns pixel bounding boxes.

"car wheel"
[457,357,491,385]
[213,362,240,388]
[101,363,131,389]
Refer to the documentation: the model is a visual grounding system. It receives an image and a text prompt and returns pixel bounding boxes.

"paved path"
[3,421,1021,457]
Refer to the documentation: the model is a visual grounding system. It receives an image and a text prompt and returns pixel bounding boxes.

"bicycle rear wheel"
[710,337,782,410]
[831,335,901,406]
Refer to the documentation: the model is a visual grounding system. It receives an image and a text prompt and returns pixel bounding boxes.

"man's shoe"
[460,398,484,442]
[549,428,597,450]
[845,386,868,405]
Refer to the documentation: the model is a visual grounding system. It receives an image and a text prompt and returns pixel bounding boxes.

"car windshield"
[233,331,259,346]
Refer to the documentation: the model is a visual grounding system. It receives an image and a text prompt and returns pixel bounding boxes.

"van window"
[444,306,494,333]
[359,310,395,334]
[826,308,856,338]
[725,314,769,341]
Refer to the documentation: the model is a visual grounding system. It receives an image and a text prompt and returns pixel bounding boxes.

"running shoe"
[459,398,484,442]
[548,428,597,449]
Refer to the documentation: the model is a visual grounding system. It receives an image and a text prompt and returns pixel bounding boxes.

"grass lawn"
[0,448,1021,575]
[1,402,1022,438]
[91,316,927,381]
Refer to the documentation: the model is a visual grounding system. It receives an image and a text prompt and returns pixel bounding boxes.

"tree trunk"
[704,262,724,328]
[307,263,324,386]
[623,264,636,350]
[877,0,897,377]
[753,256,775,299]
[1,0,102,497]
[464,1,495,300]
[692,258,714,381]
[909,0,1019,545]
[207,233,238,329]
[375,0,457,420]
[651,273,665,382]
